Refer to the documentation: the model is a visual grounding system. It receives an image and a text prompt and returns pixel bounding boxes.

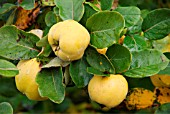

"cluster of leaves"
[0,0,170,113]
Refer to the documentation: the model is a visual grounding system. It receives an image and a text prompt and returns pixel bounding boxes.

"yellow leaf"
[150,74,170,87]
[154,87,170,105]
[125,88,156,110]
[152,34,170,53]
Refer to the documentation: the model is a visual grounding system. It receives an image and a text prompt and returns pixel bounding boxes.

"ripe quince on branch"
[15,58,47,101]
[88,74,128,108]
[48,20,90,61]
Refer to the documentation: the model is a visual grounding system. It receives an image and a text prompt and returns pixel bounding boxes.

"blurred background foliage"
[0,0,170,113]
[119,0,170,10]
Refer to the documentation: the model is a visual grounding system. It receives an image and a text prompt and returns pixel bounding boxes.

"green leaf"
[36,35,49,47]
[124,49,169,78]
[54,0,85,21]
[126,77,155,91]
[142,8,170,40]
[0,3,16,15]
[127,17,143,34]
[36,67,65,104]
[85,2,100,11]
[69,56,92,88]
[45,11,58,27]
[87,67,110,76]
[35,9,51,32]
[79,3,97,26]
[53,7,62,22]
[19,0,35,10]
[141,9,149,19]
[42,57,70,68]
[0,25,40,60]
[115,6,141,27]
[40,45,52,57]
[0,102,13,114]
[53,6,59,15]
[36,35,52,57]
[123,35,147,51]
[106,44,132,73]
[155,103,170,114]
[85,46,115,74]
[100,0,114,11]
[158,63,170,75]
[86,11,125,48]
[5,8,17,25]
[0,59,18,77]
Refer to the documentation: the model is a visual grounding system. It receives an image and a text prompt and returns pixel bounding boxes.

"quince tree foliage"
[0,0,170,113]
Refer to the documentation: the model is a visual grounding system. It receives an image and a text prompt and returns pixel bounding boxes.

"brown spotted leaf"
[154,87,170,105]
[15,2,40,30]
[125,88,156,110]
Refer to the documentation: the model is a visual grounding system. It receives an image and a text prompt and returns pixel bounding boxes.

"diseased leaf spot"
[155,88,160,97]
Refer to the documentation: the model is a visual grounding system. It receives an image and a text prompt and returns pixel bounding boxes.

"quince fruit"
[48,20,90,61]
[88,74,128,108]
[15,58,47,101]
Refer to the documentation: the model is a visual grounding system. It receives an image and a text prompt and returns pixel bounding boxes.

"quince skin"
[15,58,47,101]
[48,20,90,61]
[88,74,128,108]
